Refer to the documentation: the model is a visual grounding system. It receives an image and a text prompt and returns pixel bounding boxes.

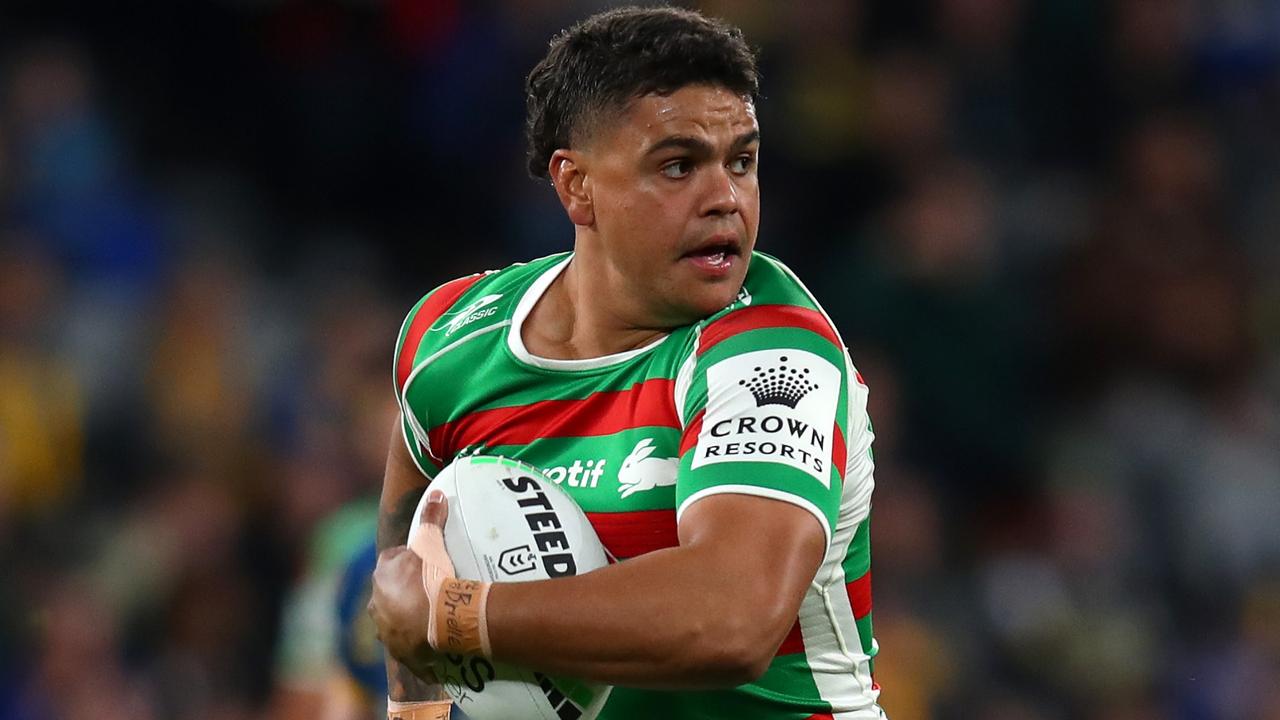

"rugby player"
[369,7,884,719]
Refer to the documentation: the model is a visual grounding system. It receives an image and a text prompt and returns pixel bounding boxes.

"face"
[569,84,761,326]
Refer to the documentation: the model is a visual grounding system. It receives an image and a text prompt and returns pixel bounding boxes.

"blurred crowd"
[2,1,1280,719]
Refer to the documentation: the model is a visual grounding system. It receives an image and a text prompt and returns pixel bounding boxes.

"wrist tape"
[386,698,451,720]
[410,495,493,658]
[430,577,492,657]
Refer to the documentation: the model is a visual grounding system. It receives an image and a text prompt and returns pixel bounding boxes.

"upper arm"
[377,417,434,551]
[678,492,825,639]
[667,302,856,656]
[670,299,860,648]
[382,284,458,550]
[675,304,852,547]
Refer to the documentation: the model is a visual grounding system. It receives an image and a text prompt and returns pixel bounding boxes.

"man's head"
[525,6,759,180]
[526,6,763,326]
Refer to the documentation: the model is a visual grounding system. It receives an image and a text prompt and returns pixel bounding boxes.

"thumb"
[415,489,456,598]
[421,488,449,530]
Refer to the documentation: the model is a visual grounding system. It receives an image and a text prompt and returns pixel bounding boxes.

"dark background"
[3,1,1279,718]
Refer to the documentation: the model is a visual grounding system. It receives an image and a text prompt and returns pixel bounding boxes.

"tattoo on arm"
[387,663,448,703]
[379,484,447,702]
[378,484,428,552]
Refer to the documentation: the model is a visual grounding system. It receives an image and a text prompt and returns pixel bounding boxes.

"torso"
[394,251,885,719]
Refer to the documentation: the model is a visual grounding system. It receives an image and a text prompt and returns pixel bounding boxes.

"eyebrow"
[643,129,761,157]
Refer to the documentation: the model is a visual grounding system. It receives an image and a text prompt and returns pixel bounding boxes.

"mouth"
[681,235,742,272]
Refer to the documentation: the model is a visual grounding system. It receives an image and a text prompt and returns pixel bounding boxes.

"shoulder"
[739,251,824,310]
[393,253,568,393]
[695,251,843,355]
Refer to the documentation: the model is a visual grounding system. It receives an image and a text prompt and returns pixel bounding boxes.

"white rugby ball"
[408,455,612,720]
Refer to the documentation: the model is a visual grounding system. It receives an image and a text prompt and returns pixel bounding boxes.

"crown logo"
[739,356,818,409]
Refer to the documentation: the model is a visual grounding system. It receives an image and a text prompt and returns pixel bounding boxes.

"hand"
[409,490,458,633]
[369,545,435,677]
[369,490,455,676]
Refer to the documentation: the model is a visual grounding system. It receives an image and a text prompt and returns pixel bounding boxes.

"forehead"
[607,84,758,145]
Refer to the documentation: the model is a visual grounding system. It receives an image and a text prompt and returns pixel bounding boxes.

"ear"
[548,149,594,227]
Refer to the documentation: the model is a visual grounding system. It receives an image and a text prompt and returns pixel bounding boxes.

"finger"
[377,545,410,565]
[421,488,449,530]
[373,547,421,588]
[367,598,387,636]
[374,546,412,580]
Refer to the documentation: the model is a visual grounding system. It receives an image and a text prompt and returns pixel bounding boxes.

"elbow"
[715,644,774,686]
[686,607,788,686]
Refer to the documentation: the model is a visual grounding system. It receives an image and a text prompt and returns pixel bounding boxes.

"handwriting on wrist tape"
[434,578,491,657]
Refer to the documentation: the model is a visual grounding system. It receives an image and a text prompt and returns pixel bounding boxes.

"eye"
[660,159,693,179]
[729,153,757,175]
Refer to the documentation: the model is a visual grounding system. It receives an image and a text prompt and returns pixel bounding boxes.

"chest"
[410,343,693,556]
[432,381,685,512]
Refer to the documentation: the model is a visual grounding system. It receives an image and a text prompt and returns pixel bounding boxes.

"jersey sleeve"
[675,304,851,545]
[392,273,487,479]
[398,411,441,479]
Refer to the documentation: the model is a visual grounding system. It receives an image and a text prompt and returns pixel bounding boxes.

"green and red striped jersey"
[394,251,884,720]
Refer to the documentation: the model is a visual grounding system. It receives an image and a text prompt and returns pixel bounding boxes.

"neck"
[523,250,667,361]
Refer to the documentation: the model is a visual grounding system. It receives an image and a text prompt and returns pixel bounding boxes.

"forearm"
[377,456,444,703]
[485,543,781,689]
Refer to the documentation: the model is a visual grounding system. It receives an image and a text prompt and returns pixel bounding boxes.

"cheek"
[595,179,654,231]
[740,182,762,230]
[602,190,684,256]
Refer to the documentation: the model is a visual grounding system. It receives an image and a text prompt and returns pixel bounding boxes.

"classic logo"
[617,437,678,499]
[497,545,537,576]
[432,293,503,335]
[692,349,840,486]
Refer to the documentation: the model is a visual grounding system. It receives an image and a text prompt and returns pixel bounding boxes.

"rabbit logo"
[617,438,678,499]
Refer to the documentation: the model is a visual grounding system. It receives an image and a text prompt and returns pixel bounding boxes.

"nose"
[700,164,739,218]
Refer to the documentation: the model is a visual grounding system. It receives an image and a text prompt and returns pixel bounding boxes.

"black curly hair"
[524,5,760,179]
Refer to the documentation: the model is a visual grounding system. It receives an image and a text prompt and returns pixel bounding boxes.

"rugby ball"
[408,455,612,720]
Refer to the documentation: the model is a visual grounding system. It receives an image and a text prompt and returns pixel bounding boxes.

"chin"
[682,285,743,321]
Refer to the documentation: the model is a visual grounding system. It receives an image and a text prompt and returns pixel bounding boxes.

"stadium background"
[2,1,1279,718]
